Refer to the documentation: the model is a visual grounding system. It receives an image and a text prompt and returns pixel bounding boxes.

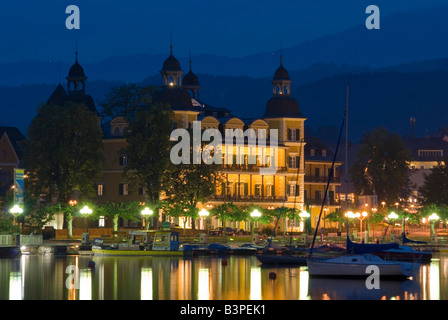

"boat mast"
[309,102,346,257]
[345,83,350,240]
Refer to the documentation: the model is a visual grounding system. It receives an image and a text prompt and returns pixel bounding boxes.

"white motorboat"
[307,254,418,279]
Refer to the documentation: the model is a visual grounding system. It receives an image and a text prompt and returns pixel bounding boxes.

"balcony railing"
[210,195,287,203]
[304,175,341,183]
[305,198,340,206]
[220,165,287,173]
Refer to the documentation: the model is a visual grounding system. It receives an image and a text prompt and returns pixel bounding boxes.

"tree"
[121,103,174,219]
[24,101,104,204]
[95,201,141,234]
[350,127,412,205]
[419,156,448,206]
[164,128,222,230]
[210,202,245,229]
[100,84,154,118]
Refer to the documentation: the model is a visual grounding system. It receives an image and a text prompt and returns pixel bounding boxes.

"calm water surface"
[1,253,447,300]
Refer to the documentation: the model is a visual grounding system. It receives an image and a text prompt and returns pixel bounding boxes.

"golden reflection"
[8,254,448,300]
[299,267,309,300]
[141,267,153,300]
[9,272,22,300]
[198,268,210,300]
[250,267,261,300]
[429,260,440,300]
[79,269,92,300]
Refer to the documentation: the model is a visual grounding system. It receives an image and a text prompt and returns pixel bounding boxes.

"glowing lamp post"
[250,209,262,237]
[299,210,310,219]
[141,207,153,230]
[345,211,368,242]
[80,205,92,244]
[299,211,310,233]
[357,211,368,243]
[10,205,23,225]
[428,213,440,238]
[199,209,210,234]
[388,212,399,220]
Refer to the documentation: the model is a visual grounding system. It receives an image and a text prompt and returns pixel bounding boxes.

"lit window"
[119,183,129,195]
[99,216,105,227]
[97,184,104,196]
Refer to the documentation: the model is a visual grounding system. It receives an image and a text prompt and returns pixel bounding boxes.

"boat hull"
[0,246,21,258]
[307,255,417,280]
[92,247,185,257]
[256,254,307,266]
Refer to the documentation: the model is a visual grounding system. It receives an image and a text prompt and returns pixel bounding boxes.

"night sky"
[1,0,447,64]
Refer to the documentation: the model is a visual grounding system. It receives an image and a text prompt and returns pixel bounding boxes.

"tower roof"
[161,46,182,72]
[152,87,194,111]
[183,59,199,86]
[264,57,302,118]
[273,64,291,81]
[47,83,67,105]
[67,52,87,79]
[264,96,302,118]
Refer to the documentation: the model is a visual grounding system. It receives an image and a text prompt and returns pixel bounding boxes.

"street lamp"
[10,205,23,225]
[345,211,368,242]
[355,211,368,243]
[388,211,399,220]
[141,207,153,230]
[428,213,440,238]
[79,205,92,244]
[199,209,210,234]
[299,210,310,233]
[250,209,262,237]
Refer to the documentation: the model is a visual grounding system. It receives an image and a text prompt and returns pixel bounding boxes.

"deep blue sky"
[1,0,447,63]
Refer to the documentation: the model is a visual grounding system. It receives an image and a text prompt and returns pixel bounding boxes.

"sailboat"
[306,84,419,279]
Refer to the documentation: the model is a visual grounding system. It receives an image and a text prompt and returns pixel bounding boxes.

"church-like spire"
[66,46,87,94]
[272,49,291,96]
[183,49,200,99]
[161,34,183,87]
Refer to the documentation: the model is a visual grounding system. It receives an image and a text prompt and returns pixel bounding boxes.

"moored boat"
[373,246,432,263]
[92,230,185,256]
[256,254,307,266]
[307,254,418,279]
[0,246,21,258]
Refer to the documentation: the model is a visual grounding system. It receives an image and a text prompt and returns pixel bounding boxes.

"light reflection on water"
[0,253,447,300]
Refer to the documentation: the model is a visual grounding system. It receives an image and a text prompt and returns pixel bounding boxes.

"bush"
[0,215,19,233]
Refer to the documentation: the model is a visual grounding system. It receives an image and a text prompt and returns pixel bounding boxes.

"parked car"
[209,227,237,236]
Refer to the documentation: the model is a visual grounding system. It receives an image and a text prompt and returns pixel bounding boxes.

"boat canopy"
[346,238,399,255]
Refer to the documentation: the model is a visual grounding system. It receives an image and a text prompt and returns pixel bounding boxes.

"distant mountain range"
[2,6,448,85]
[2,60,448,144]
[1,6,448,143]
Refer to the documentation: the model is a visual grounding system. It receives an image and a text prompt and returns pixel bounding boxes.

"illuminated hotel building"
[48,46,342,232]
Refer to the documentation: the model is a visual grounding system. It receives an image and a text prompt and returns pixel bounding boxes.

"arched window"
[168,76,175,86]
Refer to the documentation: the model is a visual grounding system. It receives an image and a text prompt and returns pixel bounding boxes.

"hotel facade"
[47,47,342,233]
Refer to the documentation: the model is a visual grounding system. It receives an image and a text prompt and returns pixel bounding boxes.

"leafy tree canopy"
[350,127,412,205]
[24,101,104,203]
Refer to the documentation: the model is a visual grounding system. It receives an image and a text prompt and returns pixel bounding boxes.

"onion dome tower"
[182,56,200,99]
[66,50,87,94]
[264,54,302,118]
[152,44,194,111]
[160,44,183,87]
[64,50,98,114]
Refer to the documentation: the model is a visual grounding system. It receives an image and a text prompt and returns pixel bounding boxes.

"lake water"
[0,253,447,300]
